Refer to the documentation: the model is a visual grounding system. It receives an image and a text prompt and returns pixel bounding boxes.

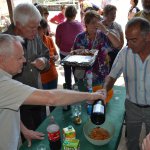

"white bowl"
[83,120,115,146]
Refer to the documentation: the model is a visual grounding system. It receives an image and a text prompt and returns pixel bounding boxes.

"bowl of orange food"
[83,120,115,146]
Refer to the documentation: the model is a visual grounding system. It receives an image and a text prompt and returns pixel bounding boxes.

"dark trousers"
[20,105,46,142]
[60,54,74,89]
[125,100,150,150]
[42,78,58,112]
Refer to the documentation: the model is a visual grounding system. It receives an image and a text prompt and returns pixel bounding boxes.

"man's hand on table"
[23,129,45,147]
[20,121,45,147]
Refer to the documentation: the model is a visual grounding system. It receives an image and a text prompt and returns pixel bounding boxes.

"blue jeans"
[125,100,150,150]
[42,78,58,90]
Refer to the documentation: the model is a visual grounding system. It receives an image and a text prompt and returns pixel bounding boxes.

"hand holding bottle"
[95,89,107,104]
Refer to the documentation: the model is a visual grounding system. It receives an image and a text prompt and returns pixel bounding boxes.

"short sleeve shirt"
[0,69,36,150]
[109,47,150,105]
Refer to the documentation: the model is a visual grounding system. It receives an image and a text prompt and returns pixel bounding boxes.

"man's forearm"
[103,76,116,92]
[24,89,105,106]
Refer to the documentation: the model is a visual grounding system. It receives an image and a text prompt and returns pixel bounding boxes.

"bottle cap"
[68,125,73,130]
[86,70,93,79]
[88,87,93,93]
[50,115,55,123]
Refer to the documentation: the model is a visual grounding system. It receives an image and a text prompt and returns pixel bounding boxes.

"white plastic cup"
[71,104,82,117]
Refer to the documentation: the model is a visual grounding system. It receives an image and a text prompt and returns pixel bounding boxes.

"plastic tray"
[60,49,98,67]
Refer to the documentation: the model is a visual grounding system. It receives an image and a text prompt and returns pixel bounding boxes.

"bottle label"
[48,130,61,142]
[93,104,104,114]
[47,124,61,142]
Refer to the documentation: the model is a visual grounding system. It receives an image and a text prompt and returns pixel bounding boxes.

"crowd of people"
[0,0,150,150]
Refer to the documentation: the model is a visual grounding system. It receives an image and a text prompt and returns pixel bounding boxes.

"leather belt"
[134,103,150,108]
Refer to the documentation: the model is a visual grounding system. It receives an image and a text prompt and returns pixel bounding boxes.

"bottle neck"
[50,115,55,124]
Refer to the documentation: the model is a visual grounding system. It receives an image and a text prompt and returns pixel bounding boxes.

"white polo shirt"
[0,69,36,150]
[110,46,150,105]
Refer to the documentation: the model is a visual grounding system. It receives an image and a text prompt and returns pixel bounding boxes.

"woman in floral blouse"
[73,10,121,85]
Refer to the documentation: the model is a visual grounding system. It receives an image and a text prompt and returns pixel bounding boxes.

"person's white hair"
[0,34,24,55]
[13,3,42,26]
